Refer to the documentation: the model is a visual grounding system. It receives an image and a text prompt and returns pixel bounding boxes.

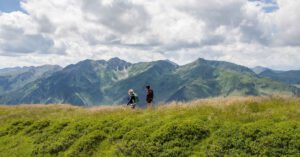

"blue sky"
[0,0,22,12]
[249,0,279,12]
[0,0,279,13]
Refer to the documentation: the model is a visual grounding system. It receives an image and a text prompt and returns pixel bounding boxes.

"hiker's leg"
[131,104,136,109]
[147,102,153,108]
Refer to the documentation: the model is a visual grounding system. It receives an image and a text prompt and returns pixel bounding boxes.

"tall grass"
[0,96,299,157]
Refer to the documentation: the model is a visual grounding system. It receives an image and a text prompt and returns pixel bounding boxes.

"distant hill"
[0,58,299,106]
[252,66,300,88]
[0,65,62,95]
[258,69,300,85]
[251,66,269,74]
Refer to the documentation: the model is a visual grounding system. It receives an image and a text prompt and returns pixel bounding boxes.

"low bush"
[0,97,299,156]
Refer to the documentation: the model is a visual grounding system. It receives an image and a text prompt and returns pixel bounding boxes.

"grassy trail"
[0,96,300,157]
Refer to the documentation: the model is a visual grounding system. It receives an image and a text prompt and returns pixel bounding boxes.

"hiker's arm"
[127,96,133,105]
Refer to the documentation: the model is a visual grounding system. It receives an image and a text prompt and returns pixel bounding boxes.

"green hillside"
[0,96,300,157]
[0,58,298,106]
[259,69,300,86]
[0,65,62,95]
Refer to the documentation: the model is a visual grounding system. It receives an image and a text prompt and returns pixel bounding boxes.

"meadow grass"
[0,96,299,157]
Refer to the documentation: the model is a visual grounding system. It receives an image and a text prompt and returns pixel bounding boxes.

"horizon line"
[0,57,298,72]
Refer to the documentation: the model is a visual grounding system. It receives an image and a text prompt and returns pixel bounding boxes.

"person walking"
[127,89,139,109]
[146,85,154,108]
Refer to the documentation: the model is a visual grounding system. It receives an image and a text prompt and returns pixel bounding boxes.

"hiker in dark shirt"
[146,85,154,108]
[127,89,138,109]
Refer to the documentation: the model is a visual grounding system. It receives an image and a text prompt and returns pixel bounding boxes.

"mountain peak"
[108,57,126,62]
[164,59,179,67]
[197,58,206,61]
[186,57,255,75]
[252,66,270,74]
[77,59,95,64]
[191,58,208,65]
[107,57,131,71]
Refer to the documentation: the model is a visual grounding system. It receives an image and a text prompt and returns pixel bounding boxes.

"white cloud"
[271,0,300,46]
[0,0,299,70]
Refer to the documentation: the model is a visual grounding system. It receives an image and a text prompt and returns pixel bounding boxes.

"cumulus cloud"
[272,0,300,46]
[0,12,54,54]
[82,0,149,34]
[0,0,299,70]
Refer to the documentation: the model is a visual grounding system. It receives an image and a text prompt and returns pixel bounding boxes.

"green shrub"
[6,120,33,135]
[205,121,300,156]
[32,122,90,156]
[67,130,106,157]
[118,120,210,157]
[0,97,299,157]
[24,120,50,135]
[33,121,70,144]
[152,120,210,144]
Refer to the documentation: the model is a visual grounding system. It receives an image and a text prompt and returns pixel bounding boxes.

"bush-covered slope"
[259,69,300,85]
[0,65,62,95]
[0,96,300,157]
[1,58,299,106]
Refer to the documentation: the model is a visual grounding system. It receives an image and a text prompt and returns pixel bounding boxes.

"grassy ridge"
[0,96,300,157]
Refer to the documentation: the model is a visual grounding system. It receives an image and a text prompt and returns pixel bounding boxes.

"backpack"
[133,94,139,103]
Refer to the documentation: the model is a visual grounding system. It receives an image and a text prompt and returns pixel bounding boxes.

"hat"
[128,89,134,95]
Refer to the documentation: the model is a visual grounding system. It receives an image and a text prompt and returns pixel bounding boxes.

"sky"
[0,0,299,70]
[0,0,22,12]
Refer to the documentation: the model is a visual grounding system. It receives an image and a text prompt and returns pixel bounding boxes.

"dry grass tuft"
[87,105,127,112]
[0,104,78,109]
[0,95,298,113]
[158,95,298,110]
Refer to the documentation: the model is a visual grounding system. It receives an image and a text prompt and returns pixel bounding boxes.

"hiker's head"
[146,85,150,89]
[128,89,134,95]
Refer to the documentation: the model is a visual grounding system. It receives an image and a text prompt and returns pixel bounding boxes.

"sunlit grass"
[0,96,299,156]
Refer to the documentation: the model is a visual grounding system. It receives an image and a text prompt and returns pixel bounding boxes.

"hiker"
[146,85,154,108]
[127,89,138,109]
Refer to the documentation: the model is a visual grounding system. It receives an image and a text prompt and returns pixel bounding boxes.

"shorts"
[130,103,136,109]
[147,99,153,103]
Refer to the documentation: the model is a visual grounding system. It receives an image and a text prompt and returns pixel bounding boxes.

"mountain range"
[0,65,62,95]
[0,58,299,106]
[255,68,300,87]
